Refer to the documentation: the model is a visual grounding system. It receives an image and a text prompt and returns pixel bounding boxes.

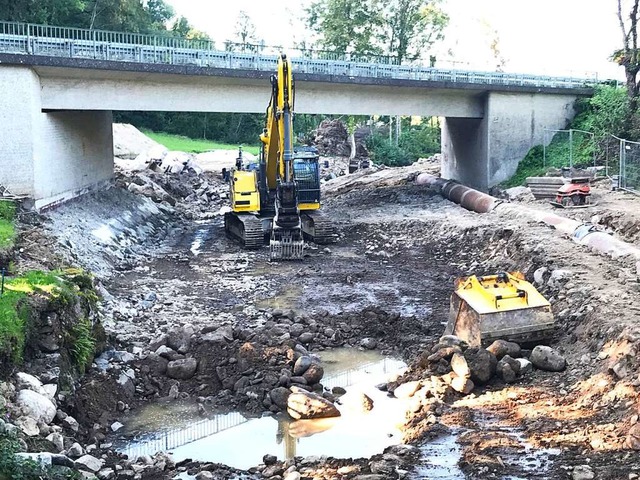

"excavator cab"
[293,147,321,210]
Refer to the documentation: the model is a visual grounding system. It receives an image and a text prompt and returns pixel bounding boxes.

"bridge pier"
[0,66,113,209]
[442,91,577,191]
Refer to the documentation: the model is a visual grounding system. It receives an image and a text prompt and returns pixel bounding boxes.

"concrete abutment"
[442,92,577,191]
[0,66,113,209]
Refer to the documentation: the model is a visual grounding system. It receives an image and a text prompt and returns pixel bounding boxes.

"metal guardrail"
[0,21,597,89]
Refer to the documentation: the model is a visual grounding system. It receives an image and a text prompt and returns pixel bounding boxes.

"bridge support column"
[442,91,577,191]
[0,66,113,209]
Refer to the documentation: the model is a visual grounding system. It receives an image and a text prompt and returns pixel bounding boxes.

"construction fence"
[543,129,640,195]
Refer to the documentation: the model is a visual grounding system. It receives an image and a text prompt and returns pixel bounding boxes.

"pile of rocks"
[395,336,567,397]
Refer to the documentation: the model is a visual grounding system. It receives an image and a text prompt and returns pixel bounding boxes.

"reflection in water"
[115,350,407,469]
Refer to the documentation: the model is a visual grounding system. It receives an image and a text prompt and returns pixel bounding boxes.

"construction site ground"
[10,154,640,480]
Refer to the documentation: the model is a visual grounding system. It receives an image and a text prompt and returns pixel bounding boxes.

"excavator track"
[224,212,264,249]
[301,212,336,245]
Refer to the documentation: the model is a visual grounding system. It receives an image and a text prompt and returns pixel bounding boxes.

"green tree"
[306,0,448,63]
[171,15,210,40]
[381,0,448,64]
[0,0,85,25]
[306,0,384,56]
[614,0,640,135]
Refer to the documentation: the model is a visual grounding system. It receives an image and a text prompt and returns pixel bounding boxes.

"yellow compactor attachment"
[444,272,554,346]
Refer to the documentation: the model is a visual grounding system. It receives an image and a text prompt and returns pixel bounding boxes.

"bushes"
[67,318,96,372]
[367,120,441,167]
[0,430,80,480]
[504,85,630,187]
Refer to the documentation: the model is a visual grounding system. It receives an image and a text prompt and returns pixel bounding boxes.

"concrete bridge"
[0,22,593,209]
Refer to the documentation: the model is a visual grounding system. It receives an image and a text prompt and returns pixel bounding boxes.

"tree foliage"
[306,0,448,63]
[614,0,640,135]
[0,0,174,34]
[306,0,384,56]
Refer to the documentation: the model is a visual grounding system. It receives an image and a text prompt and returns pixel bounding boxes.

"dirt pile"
[311,119,369,159]
[113,123,163,160]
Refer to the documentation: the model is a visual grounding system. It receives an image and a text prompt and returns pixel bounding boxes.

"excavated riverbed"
[25,168,640,479]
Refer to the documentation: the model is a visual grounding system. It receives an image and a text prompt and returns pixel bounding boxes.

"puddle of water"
[189,223,216,256]
[255,284,304,311]
[114,349,407,469]
[415,412,561,480]
[414,432,465,479]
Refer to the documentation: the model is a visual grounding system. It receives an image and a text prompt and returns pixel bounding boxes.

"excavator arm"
[260,55,304,260]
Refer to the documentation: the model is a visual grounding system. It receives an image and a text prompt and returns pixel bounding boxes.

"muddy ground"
[11,160,640,479]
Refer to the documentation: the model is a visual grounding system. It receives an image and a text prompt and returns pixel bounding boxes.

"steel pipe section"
[417,173,640,274]
[415,173,502,213]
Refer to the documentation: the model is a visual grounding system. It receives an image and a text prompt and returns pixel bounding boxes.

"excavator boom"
[265,55,304,260]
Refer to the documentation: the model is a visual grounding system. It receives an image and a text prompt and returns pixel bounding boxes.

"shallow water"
[114,349,407,469]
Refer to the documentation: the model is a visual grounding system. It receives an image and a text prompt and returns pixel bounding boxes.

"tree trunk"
[348,132,356,160]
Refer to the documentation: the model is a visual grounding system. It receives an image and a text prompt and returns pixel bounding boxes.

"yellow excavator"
[224,54,335,260]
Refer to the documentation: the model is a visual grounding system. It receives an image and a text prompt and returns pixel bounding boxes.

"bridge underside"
[0,62,579,208]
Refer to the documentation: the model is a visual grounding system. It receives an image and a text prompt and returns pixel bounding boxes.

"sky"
[163,0,625,80]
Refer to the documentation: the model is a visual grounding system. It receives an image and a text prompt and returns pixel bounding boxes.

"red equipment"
[551,177,591,208]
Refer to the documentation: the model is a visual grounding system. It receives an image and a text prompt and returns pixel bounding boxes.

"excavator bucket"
[444,272,554,346]
[270,227,304,261]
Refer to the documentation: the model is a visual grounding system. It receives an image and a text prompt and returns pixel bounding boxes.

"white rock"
[572,465,595,480]
[15,372,45,394]
[516,358,533,374]
[111,422,124,432]
[63,415,80,432]
[68,442,84,458]
[75,454,103,472]
[16,416,40,436]
[16,389,56,424]
[42,384,57,401]
[46,432,65,452]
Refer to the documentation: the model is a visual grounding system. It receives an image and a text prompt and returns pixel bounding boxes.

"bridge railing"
[0,21,596,89]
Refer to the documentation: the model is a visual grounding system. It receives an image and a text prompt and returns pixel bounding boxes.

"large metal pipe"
[417,174,640,274]
[416,173,502,213]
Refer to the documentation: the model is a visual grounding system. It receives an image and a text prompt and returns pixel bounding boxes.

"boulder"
[166,325,195,353]
[15,373,45,394]
[486,340,521,359]
[393,381,422,399]
[463,348,497,384]
[450,375,474,394]
[293,356,312,376]
[450,353,470,378]
[298,332,314,344]
[16,389,56,424]
[516,357,533,374]
[270,387,291,409]
[75,454,103,473]
[360,338,377,350]
[302,364,324,384]
[287,389,341,420]
[530,346,566,372]
[167,358,198,380]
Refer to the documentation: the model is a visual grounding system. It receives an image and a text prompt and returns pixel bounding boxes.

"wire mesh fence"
[543,129,596,170]
[615,137,640,193]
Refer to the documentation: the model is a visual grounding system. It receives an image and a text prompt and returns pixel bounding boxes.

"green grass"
[502,131,595,188]
[0,201,16,251]
[0,271,69,363]
[144,130,260,155]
